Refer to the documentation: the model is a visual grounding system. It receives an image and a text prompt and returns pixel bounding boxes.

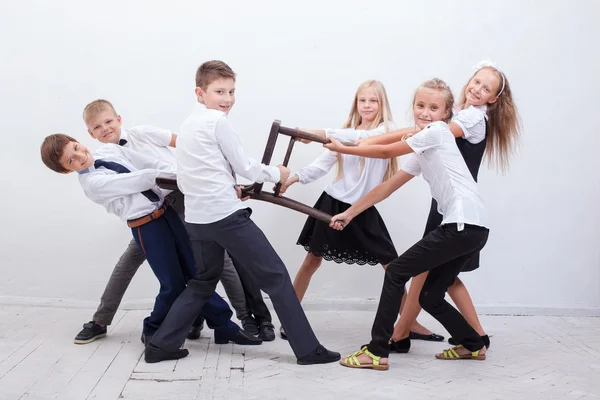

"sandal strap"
[441,345,481,359]
[342,346,383,367]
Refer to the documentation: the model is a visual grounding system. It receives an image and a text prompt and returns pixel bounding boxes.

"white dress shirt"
[120,125,176,166]
[78,144,176,221]
[177,103,281,224]
[402,121,487,229]
[296,122,397,205]
[120,125,176,196]
[452,105,487,144]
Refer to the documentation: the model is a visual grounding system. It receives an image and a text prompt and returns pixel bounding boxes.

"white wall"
[1,0,598,315]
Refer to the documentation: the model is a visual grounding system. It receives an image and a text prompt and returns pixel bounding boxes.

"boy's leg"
[162,208,239,335]
[211,209,319,358]
[148,236,226,352]
[229,254,273,325]
[131,217,188,337]
[92,238,146,325]
[75,238,146,344]
[219,253,251,321]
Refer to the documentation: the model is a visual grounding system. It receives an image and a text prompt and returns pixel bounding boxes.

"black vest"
[454,119,488,182]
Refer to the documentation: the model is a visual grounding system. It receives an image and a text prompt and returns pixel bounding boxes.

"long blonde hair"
[335,80,398,181]
[457,67,522,173]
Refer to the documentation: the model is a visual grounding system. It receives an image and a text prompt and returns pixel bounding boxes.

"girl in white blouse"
[362,62,521,351]
[277,80,441,342]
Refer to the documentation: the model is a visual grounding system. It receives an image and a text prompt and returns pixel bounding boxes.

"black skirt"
[297,192,398,265]
[424,199,480,272]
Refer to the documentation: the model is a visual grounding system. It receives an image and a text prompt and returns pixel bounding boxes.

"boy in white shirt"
[40,134,256,362]
[72,100,274,344]
[145,60,340,365]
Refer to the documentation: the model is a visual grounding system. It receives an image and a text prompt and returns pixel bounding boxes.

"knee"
[418,289,443,312]
[301,254,322,274]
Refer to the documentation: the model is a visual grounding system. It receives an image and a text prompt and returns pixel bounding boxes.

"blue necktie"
[94,159,160,202]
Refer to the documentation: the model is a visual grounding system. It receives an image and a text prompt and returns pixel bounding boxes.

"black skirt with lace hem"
[296,192,398,266]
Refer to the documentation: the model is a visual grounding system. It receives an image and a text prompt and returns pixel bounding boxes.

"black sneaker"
[241,317,259,335]
[257,322,275,342]
[297,344,341,365]
[74,321,107,344]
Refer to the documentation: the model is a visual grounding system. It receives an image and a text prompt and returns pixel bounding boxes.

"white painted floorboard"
[0,305,599,400]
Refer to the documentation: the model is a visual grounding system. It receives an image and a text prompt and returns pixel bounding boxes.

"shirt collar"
[77,164,96,175]
[195,102,207,112]
[119,130,130,145]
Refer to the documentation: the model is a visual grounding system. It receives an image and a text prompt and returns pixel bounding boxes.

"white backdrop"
[1,0,598,315]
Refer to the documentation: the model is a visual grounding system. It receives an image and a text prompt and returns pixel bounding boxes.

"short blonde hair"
[83,99,117,124]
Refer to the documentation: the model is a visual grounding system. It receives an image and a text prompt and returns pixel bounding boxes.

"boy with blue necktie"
[40,134,259,362]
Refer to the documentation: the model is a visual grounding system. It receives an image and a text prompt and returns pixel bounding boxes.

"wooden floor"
[0,305,599,399]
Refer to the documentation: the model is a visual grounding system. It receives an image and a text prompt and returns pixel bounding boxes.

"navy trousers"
[131,205,238,336]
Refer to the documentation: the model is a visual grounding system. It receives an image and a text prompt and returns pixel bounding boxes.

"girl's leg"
[392,271,429,341]
[383,263,433,337]
[419,257,485,356]
[447,277,486,336]
[292,252,323,302]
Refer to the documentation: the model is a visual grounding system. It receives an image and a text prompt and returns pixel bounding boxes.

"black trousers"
[149,209,320,358]
[367,223,489,357]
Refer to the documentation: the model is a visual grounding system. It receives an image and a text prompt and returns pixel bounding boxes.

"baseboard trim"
[1,295,598,317]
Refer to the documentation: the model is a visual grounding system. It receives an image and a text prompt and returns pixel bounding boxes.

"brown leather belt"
[127,202,168,228]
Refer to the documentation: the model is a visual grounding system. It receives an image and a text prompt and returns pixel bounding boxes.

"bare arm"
[169,133,178,147]
[448,122,465,138]
[329,170,416,229]
[324,137,414,159]
[360,127,420,145]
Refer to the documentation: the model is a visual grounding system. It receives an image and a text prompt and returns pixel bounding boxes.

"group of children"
[40,59,520,370]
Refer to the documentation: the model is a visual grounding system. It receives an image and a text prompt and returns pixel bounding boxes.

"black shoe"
[241,317,259,335]
[279,326,288,340]
[297,344,341,365]
[214,329,263,345]
[389,337,411,353]
[144,344,189,363]
[257,323,275,342]
[187,324,203,340]
[409,331,445,342]
[448,334,490,348]
[74,321,107,344]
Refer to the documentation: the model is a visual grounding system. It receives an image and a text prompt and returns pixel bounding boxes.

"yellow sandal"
[339,346,389,370]
[435,345,486,360]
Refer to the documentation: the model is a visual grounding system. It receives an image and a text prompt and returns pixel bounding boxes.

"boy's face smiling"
[59,141,94,173]
[86,110,123,144]
[195,78,236,115]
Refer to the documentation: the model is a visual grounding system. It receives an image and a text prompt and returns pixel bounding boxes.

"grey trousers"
[150,208,319,358]
[92,192,270,325]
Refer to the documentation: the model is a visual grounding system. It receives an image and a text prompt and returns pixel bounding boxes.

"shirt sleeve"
[128,125,173,147]
[119,146,176,174]
[405,123,444,154]
[80,169,175,203]
[452,107,486,144]
[214,116,281,183]
[401,155,421,176]
[296,150,338,184]
[325,122,397,142]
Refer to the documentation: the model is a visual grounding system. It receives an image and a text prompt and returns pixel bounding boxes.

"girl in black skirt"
[278,80,441,341]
